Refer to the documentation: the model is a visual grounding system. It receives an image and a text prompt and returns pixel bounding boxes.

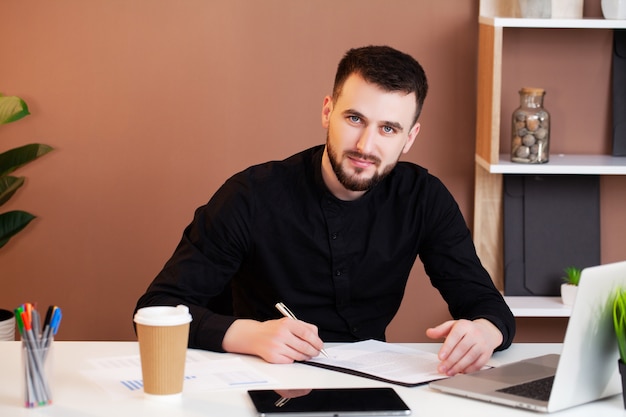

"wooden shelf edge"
[475,155,492,172]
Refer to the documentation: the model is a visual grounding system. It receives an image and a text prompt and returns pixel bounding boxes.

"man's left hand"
[425,318,502,376]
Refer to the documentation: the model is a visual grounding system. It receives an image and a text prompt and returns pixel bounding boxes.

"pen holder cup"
[22,337,53,408]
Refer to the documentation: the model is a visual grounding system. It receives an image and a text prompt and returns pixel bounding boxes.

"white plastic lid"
[133,305,192,326]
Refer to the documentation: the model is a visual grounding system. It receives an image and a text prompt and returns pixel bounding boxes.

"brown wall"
[0,0,622,344]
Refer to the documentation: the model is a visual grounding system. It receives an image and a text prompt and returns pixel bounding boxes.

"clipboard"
[302,340,448,387]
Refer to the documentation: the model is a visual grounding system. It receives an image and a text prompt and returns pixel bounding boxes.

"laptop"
[429,260,626,413]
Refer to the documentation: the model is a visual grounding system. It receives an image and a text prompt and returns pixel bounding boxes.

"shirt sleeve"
[134,174,253,352]
[417,177,515,351]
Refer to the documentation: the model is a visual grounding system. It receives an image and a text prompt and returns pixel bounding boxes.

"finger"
[262,338,314,364]
[436,320,468,360]
[282,319,325,358]
[437,320,494,375]
[294,320,326,353]
[440,341,480,375]
[425,320,455,340]
[462,351,491,374]
[252,319,318,363]
[444,344,491,375]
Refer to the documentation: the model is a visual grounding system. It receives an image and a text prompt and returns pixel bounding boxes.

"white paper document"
[81,350,274,400]
[306,339,447,386]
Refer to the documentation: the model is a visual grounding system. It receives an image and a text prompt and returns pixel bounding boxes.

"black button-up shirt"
[136,145,514,351]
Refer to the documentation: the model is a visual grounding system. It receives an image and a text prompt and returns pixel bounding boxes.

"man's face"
[321,74,420,197]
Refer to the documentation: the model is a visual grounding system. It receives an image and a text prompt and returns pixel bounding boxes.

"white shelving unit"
[504,296,571,317]
[480,16,626,29]
[474,3,626,317]
[479,154,626,175]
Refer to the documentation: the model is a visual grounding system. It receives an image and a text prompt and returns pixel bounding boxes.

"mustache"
[344,150,381,165]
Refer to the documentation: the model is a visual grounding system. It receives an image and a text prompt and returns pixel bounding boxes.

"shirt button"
[352,327,358,333]
[331,233,338,240]
[335,270,342,276]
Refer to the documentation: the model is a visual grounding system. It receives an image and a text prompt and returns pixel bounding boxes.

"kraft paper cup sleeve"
[134,305,192,397]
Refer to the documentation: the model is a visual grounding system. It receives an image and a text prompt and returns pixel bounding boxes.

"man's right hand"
[222,318,326,363]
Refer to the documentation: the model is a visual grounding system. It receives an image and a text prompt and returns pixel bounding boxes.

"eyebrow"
[343,109,405,133]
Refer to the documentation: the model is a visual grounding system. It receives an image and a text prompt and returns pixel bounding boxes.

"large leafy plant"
[614,288,626,364]
[0,93,53,248]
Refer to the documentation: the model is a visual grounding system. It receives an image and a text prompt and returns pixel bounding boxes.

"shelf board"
[503,296,572,317]
[479,16,626,29]
[476,153,626,175]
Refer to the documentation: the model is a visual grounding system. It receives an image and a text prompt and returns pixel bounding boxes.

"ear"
[321,96,333,129]
[402,122,421,154]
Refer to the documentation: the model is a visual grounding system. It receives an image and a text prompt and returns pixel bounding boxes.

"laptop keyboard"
[496,376,555,402]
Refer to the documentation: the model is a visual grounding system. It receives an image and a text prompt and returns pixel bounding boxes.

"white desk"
[0,341,622,416]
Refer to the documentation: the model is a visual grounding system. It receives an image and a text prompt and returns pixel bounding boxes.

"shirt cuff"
[188,310,237,352]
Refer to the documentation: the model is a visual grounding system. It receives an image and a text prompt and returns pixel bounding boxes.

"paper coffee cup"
[133,305,192,397]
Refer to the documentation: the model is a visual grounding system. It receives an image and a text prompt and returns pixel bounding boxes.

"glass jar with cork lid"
[511,87,550,164]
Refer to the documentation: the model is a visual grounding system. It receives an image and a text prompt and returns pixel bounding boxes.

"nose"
[356,126,376,154]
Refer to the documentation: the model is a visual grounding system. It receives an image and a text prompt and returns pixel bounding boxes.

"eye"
[348,115,361,124]
[381,125,396,134]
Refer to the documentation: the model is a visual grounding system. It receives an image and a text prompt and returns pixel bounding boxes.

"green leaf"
[0,175,25,206]
[0,94,30,125]
[0,210,36,249]
[614,288,626,363]
[0,143,53,177]
[0,94,48,249]
[562,266,582,286]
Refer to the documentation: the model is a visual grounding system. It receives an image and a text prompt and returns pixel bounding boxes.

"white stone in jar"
[515,146,531,158]
[535,127,547,140]
[522,134,536,147]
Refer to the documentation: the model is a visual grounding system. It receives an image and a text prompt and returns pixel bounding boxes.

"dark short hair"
[332,45,429,125]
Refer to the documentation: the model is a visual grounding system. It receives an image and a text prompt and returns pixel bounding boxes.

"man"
[135,45,515,376]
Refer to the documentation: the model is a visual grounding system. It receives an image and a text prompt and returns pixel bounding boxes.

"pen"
[15,303,61,407]
[19,309,50,405]
[43,306,62,356]
[275,302,329,358]
[274,396,290,407]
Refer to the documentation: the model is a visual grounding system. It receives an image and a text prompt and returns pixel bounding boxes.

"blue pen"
[42,307,61,353]
[50,307,62,336]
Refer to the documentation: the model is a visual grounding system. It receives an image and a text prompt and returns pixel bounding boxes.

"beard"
[326,133,398,192]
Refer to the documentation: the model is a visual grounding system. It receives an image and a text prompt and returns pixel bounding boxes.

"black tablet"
[247,387,411,416]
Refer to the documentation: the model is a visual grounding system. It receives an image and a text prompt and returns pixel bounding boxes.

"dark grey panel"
[503,175,600,295]
[612,29,626,156]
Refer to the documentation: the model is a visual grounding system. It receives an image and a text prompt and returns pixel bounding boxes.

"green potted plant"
[0,93,52,248]
[0,92,53,341]
[612,287,626,408]
[560,266,581,306]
